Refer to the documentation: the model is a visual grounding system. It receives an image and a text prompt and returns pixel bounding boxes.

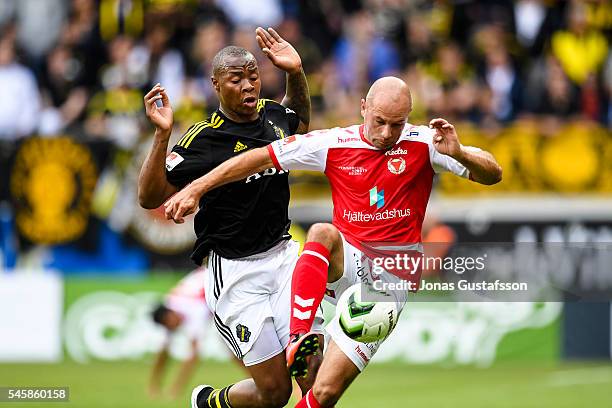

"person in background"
[149,268,211,400]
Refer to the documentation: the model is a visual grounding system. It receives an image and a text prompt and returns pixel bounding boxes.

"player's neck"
[218,105,259,123]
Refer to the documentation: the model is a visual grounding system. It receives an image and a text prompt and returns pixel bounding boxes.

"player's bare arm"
[164,147,273,223]
[256,27,310,133]
[429,118,502,185]
[138,83,178,208]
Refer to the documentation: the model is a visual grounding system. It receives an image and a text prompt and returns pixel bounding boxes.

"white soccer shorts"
[323,232,410,371]
[205,240,323,366]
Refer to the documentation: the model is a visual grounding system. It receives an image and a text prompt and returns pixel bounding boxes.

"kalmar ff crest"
[387,157,406,174]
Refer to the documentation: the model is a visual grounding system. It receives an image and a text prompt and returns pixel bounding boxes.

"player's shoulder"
[258,98,300,119]
[258,98,285,113]
[302,125,362,146]
[173,112,225,150]
[401,123,435,145]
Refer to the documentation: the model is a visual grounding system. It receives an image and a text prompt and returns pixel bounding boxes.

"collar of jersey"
[215,107,262,126]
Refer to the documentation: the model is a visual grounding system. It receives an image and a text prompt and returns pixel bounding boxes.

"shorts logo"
[354,345,370,362]
[236,324,251,343]
[387,157,406,175]
[369,187,384,209]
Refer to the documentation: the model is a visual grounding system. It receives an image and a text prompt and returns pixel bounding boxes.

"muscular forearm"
[138,129,177,208]
[454,146,502,185]
[190,147,274,196]
[281,68,310,133]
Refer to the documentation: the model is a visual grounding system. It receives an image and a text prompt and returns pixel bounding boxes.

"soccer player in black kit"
[138,28,322,408]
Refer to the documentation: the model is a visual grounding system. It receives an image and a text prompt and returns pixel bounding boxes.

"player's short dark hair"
[151,303,171,325]
[212,46,256,77]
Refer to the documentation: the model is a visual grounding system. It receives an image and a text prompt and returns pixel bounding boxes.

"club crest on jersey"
[387,157,406,174]
[268,120,285,139]
[236,324,251,342]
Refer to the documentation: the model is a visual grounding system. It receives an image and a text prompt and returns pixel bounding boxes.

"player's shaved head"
[361,76,413,149]
[212,46,257,77]
[365,76,412,114]
[210,45,261,122]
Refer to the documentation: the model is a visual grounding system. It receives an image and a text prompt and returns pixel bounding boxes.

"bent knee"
[312,381,344,407]
[307,223,339,245]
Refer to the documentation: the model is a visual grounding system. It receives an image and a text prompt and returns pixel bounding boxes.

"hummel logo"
[234,140,248,153]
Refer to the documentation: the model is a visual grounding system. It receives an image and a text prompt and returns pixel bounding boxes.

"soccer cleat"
[191,384,213,408]
[286,331,320,377]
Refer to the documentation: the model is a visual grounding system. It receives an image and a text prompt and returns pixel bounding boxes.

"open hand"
[430,118,462,159]
[256,27,302,74]
[144,83,173,133]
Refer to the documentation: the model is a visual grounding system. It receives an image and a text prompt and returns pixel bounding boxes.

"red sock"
[290,242,330,335]
[295,389,322,408]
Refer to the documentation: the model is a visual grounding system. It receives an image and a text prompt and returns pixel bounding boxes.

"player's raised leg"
[294,340,360,408]
[287,223,344,377]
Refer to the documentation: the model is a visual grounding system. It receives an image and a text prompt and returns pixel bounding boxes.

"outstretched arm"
[168,340,199,400]
[430,118,502,185]
[139,84,178,208]
[148,346,169,398]
[164,147,273,223]
[256,27,310,133]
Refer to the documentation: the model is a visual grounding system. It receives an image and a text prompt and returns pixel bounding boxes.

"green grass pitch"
[1,359,611,407]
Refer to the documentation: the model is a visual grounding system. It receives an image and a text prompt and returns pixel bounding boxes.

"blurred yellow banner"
[439,121,612,194]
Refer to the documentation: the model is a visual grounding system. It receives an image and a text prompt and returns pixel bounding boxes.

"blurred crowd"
[0,0,610,147]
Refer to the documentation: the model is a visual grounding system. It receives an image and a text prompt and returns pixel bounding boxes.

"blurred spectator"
[451,0,516,46]
[403,11,436,67]
[526,55,580,120]
[61,0,106,88]
[551,1,608,86]
[334,10,400,93]
[215,0,283,28]
[0,30,40,140]
[605,53,612,127]
[514,0,547,50]
[0,0,67,64]
[99,0,143,41]
[476,26,522,123]
[421,43,480,123]
[86,36,143,148]
[129,24,185,102]
[189,20,228,107]
[39,45,89,135]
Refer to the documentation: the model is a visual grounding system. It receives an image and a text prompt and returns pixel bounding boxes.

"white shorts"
[323,233,411,371]
[205,240,324,367]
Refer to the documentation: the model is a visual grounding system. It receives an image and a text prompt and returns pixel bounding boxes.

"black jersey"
[165,99,300,263]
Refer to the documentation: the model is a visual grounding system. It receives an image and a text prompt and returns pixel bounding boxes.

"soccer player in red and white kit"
[164,76,502,407]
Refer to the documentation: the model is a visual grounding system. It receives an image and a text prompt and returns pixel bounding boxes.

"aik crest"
[236,324,251,342]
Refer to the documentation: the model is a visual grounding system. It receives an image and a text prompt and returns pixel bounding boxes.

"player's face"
[163,310,182,331]
[361,98,410,150]
[212,58,261,119]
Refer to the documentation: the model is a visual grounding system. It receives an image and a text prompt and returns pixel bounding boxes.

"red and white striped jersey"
[268,124,472,248]
[168,268,207,301]
[165,268,209,340]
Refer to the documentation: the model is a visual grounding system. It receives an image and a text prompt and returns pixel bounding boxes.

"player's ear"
[211,76,220,93]
[360,98,366,119]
